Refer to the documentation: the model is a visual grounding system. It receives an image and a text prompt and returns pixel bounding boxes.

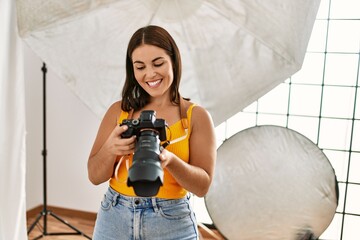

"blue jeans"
[93,187,199,240]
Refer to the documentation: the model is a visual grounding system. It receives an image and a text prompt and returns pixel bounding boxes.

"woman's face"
[132,44,174,99]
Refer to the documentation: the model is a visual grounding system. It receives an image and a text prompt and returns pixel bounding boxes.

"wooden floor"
[27,206,95,240]
[27,205,224,240]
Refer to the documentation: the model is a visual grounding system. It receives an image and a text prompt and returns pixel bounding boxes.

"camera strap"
[161,97,190,148]
[179,96,189,130]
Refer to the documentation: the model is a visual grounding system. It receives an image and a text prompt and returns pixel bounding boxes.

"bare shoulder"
[189,103,216,151]
[183,99,207,115]
[191,104,214,127]
[103,100,122,122]
[108,101,122,113]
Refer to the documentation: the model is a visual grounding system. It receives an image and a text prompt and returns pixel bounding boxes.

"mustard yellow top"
[109,104,195,199]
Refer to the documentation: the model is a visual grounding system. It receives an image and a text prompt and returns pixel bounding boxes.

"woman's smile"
[147,79,162,88]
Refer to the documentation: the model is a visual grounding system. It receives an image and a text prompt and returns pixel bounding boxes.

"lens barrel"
[127,130,164,197]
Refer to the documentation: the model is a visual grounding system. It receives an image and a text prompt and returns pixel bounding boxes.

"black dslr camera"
[120,110,167,197]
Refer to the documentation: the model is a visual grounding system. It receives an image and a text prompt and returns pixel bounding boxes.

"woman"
[88,25,216,239]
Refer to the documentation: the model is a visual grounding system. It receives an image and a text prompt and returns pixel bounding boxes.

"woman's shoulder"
[103,101,122,120]
[193,105,211,119]
[183,99,213,124]
[107,100,122,113]
[182,98,193,110]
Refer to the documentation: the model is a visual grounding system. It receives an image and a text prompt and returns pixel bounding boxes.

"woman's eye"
[154,62,164,67]
[135,66,145,70]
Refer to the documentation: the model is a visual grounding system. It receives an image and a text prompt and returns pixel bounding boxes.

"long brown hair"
[121,25,182,111]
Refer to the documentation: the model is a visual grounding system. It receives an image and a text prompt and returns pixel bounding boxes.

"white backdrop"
[0,0,27,239]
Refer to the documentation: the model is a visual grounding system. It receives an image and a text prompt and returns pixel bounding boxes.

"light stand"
[27,63,92,240]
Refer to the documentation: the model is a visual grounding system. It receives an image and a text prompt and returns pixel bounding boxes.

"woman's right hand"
[102,125,136,157]
[88,102,137,185]
[88,124,136,185]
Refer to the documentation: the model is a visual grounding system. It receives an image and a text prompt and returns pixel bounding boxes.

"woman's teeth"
[147,79,161,87]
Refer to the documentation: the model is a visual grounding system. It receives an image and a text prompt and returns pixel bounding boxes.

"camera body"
[120,110,167,141]
[120,110,167,197]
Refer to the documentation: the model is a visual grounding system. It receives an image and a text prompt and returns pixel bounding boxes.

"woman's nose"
[145,67,156,78]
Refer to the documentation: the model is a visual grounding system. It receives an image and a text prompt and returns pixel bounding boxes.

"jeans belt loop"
[112,193,118,206]
[151,198,159,213]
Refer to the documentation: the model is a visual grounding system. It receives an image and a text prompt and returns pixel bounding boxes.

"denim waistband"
[107,187,189,209]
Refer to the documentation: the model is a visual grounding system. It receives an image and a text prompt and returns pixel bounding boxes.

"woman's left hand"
[159,149,173,169]
[158,106,216,197]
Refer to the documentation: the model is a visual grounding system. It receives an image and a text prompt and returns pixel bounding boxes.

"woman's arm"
[160,106,216,197]
[87,102,136,185]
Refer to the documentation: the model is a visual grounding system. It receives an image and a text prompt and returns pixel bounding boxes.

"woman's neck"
[148,94,173,108]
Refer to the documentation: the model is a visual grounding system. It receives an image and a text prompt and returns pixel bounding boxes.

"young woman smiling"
[88,25,216,240]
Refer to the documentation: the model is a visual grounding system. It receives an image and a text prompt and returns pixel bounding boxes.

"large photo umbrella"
[16,0,320,126]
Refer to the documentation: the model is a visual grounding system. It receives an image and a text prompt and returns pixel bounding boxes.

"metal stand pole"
[27,63,92,240]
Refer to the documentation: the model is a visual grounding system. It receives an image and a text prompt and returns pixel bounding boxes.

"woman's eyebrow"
[133,57,165,64]
[133,60,144,64]
[152,57,164,62]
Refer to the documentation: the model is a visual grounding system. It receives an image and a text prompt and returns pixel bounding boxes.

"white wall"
[24,44,108,213]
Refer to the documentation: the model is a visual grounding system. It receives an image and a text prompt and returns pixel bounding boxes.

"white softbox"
[16,0,320,126]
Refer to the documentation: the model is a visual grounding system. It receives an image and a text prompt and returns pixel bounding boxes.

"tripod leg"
[49,212,92,239]
[27,212,44,235]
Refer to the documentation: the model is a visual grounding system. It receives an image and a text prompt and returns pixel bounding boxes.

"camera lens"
[127,130,164,197]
